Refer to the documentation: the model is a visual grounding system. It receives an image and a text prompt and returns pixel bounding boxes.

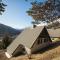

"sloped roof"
[48,28,60,37]
[7,26,45,56]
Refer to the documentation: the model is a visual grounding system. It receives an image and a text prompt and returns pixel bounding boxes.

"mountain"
[0,23,22,37]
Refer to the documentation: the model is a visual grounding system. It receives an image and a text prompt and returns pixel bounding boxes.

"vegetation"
[0,23,21,49]
[27,0,60,25]
[0,33,13,49]
[0,23,21,37]
[47,21,60,29]
[2,33,11,49]
[0,0,7,15]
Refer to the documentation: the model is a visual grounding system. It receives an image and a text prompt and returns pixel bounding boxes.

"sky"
[0,0,46,29]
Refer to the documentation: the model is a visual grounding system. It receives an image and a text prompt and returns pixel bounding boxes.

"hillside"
[0,23,22,37]
[10,41,60,60]
[10,46,60,60]
[0,41,60,60]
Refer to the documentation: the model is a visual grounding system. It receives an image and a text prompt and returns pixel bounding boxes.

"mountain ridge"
[0,23,22,37]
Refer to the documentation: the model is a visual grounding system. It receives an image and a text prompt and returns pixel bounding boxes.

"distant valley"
[0,23,22,38]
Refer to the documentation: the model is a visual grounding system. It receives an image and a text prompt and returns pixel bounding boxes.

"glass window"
[37,38,42,44]
[44,38,48,42]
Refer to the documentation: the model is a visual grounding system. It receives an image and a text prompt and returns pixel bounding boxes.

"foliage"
[0,0,7,15]
[27,0,60,24]
[47,21,60,29]
[2,33,11,49]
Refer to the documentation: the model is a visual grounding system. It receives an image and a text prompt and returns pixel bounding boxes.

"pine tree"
[2,33,11,49]
[0,0,7,15]
[27,0,60,24]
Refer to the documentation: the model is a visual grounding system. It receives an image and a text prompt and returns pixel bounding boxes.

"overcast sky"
[0,0,46,29]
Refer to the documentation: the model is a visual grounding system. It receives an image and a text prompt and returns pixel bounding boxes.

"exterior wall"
[12,44,25,57]
[12,45,31,57]
[25,46,31,54]
[31,27,51,53]
[31,41,51,53]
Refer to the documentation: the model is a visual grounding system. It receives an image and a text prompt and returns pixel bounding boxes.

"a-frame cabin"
[5,26,52,58]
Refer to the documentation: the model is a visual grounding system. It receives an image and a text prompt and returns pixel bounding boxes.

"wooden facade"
[31,27,51,53]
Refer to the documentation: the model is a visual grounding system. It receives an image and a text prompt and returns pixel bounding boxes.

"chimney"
[33,24,36,28]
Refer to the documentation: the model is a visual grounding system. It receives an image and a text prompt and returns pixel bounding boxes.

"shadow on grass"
[33,41,60,54]
[13,52,25,57]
